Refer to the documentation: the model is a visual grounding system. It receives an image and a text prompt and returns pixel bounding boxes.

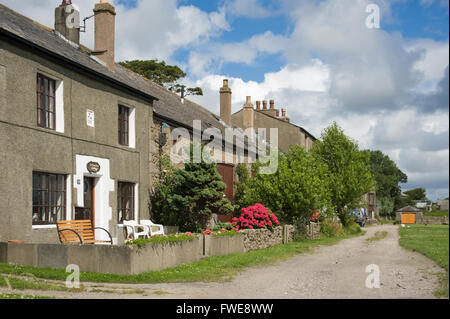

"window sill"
[32,225,57,229]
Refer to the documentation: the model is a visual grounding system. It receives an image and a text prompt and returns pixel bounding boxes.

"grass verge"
[0,275,84,292]
[399,224,449,299]
[0,228,364,285]
[423,211,449,217]
[366,231,388,242]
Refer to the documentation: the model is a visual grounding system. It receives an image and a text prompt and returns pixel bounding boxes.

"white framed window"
[36,71,64,133]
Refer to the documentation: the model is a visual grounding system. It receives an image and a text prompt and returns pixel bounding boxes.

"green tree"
[235,145,332,227]
[362,150,408,216]
[150,154,233,232]
[312,122,375,226]
[404,188,427,200]
[119,59,203,96]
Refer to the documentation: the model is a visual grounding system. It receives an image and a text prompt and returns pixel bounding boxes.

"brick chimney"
[93,0,116,69]
[220,79,232,126]
[55,0,80,45]
[242,96,254,132]
[260,99,277,117]
[281,108,290,123]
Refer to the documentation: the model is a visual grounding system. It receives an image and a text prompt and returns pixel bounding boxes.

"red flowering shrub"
[232,204,280,231]
[203,229,213,236]
[311,211,320,222]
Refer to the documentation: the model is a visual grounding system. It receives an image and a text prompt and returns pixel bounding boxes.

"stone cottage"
[0,1,161,244]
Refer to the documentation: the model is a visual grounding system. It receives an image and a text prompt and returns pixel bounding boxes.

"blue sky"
[114,0,449,83]
[2,0,449,201]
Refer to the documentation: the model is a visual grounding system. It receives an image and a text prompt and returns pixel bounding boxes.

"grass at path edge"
[399,224,449,299]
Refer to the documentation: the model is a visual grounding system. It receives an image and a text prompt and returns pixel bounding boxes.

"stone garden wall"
[240,225,295,252]
[422,216,449,225]
[0,225,297,275]
[307,222,321,239]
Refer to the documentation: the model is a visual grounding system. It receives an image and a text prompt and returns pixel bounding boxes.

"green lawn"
[0,228,364,286]
[423,211,449,217]
[399,224,449,298]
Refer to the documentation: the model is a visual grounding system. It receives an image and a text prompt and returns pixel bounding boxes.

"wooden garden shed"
[395,206,423,224]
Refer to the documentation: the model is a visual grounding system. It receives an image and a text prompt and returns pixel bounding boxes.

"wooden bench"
[56,220,113,245]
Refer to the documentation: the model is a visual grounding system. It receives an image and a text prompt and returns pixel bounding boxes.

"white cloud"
[407,39,449,93]
[115,1,229,62]
[187,30,289,76]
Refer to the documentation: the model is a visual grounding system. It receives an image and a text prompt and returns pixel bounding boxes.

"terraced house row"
[0,1,317,244]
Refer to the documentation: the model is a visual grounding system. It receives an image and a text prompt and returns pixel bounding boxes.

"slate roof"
[396,206,421,213]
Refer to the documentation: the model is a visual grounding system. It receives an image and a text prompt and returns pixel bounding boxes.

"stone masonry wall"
[240,225,295,252]
[422,216,449,225]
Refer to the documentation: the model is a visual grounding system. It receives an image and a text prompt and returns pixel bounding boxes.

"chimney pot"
[263,100,268,110]
[276,109,280,117]
[60,0,72,6]
[282,109,287,117]
[270,100,275,109]
[256,101,261,110]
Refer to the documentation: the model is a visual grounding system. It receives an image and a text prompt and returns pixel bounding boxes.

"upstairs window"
[37,74,56,130]
[118,105,129,146]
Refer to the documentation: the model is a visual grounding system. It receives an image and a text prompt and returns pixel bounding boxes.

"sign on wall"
[86,109,95,127]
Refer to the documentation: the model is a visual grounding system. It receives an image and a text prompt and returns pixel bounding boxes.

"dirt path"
[0,224,445,299]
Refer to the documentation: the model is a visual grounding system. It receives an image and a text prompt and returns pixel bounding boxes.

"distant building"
[396,206,423,224]
[230,98,316,153]
[414,200,432,211]
[437,199,449,212]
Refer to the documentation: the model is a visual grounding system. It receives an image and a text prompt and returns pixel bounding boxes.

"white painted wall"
[129,107,136,148]
[55,80,64,133]
[74,155,115,242]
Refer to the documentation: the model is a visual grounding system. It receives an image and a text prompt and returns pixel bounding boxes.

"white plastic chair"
[140,220,165,237]
[123,220,149,240]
